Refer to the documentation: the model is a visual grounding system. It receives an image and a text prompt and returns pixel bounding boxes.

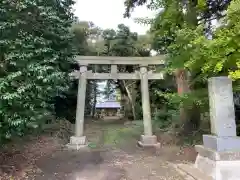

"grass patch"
[88,142,98,149]
[103,121,143,146]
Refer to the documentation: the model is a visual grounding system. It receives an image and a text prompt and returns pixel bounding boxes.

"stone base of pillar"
[66,136,88,150]
[178,145,240,180]
[137,135,160,148]
[203,134,240,151]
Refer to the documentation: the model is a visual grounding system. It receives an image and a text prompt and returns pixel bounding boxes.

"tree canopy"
[124,0,239,82]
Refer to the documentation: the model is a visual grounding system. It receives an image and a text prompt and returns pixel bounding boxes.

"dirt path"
[33,146,188,180]
[0,121,197,180]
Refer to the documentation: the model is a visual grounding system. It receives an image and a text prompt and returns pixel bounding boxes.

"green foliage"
[134,102,143,120]
[174,2,240,81]
[0,0,75,142]
[162,89,208,110]
[154,0,240,82]
[124,0,237,81]
[152,87,209,131]
[124,0,239,134]
[101,24,139,56]
[71,21,102,55]
[153,109,177,130]
[88,142,98,149]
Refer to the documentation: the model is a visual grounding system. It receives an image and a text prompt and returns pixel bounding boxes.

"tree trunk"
[118,80,135,120]
[175,69,201,134]
[123,80,137,121]
[175,69,190,95]
[91,65,98,118]
[175,69,191,133]
[92,80,97,118]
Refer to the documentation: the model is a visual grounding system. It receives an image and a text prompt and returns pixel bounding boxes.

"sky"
[73,0,157,35]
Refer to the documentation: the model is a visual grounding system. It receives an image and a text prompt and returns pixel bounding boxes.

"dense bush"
[0,0,75,142]
[153,109,175,130]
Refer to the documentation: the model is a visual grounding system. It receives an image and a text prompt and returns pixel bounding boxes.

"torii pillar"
[67,65,88,149]
[138,65,160,148]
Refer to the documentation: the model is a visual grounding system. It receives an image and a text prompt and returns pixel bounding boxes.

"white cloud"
[73,0,157,34]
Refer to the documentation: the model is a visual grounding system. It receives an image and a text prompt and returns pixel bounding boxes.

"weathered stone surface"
[203,135,240,152]
[208,77,236,137]
[70,71,164,80]
[138,135,160,148]
[70,136,87,145]
[140,66,152,136]
[193,77,240,180]
[110,65,118,73]
[86,72,164,80]
[66,136,88,150]
[76,55,165,65]
[195,145,240,161]
[75,65,87,137]
[195,153,240,180]
[177,163,213,180]
[66,144,88,150]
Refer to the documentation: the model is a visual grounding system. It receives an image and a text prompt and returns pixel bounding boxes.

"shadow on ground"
[35,149,126,180]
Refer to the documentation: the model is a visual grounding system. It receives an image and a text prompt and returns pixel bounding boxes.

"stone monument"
[194,77,240,180]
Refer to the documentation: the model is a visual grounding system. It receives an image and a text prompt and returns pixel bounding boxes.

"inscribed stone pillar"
[140,66,152,136]
[75,65,87,137]
[202,76,240,151]
[208,76,236,137]
[191,76,240,180]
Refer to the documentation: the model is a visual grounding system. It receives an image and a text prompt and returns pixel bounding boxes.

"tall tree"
[100,24,152,120]
[124,0,236,132]
[70,21,103,117]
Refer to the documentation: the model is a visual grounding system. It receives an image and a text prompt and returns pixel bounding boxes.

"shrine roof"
[95,100,121,109]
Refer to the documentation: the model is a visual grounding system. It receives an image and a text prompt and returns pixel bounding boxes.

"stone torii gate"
[67,56,165,149]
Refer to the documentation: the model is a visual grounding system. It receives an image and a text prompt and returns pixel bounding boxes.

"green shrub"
[0,0,75,143]
[153,109,179,130]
